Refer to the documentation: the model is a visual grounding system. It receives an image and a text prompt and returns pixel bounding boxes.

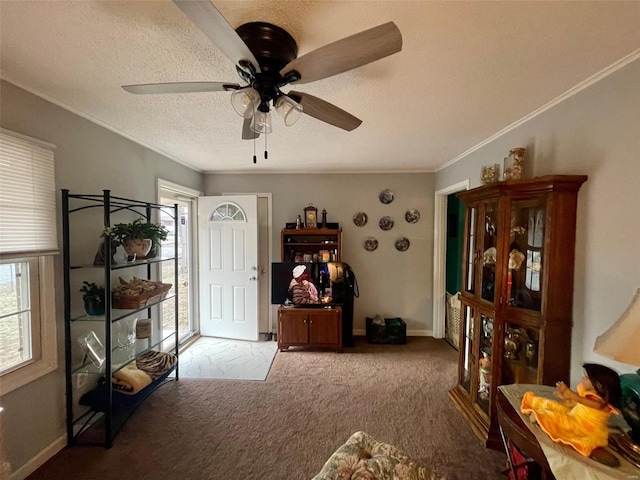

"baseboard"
[353,329,433,337]
[407,329,433,337]
[10,434,65,480]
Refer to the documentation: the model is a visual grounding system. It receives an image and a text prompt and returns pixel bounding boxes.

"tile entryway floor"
[179,336,278,381]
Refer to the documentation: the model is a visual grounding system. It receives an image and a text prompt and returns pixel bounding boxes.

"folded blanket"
[111,361,152,395]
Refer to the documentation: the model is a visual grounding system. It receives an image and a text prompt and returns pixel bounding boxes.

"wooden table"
[497,389,556,479]
[498,385,627,479]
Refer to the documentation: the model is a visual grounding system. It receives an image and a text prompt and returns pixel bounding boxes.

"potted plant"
[80,281,106,316]
[102,217,168,259]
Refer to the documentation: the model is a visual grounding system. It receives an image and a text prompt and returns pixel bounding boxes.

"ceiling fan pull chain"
[253,134,257,164]
[264,134,268,160]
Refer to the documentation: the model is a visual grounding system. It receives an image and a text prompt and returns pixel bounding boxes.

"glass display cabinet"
[448,175,587,449]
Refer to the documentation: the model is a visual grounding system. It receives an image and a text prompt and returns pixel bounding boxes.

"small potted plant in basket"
[80,281,106,316]
[102,217,169,260]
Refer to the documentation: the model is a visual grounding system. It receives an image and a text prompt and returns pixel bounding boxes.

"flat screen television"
[271,262,334,306]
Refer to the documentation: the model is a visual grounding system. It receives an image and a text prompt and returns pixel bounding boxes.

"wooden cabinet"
[281,228,342,262]
[278,306,342,352]
[448,175,587,450]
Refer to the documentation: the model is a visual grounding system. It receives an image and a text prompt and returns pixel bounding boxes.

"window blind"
[0,129,58,256]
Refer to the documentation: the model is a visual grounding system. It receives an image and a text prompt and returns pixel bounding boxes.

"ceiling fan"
[122,0,403,148]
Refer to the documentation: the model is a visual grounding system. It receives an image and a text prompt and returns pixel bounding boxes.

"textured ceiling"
[2,1,640,173]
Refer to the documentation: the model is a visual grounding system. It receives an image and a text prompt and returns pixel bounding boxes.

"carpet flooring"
[28,337,507,480]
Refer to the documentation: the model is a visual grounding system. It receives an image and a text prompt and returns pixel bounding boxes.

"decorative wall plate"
[405,209,420,224]
[353,212,368,227]
[363,237,379,251]
[379,216,394,231]
[395,237,410,251]
[379,189,394,204]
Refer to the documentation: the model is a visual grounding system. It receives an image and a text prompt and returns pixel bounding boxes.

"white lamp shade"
[595,288,640,366]
[250,110,272,134]
[231,87,260,118]
[275,95,303,126]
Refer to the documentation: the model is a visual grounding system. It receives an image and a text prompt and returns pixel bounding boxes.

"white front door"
[198,195,259,341]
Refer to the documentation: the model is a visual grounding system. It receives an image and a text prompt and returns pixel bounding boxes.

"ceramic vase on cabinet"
[503,147,525,181]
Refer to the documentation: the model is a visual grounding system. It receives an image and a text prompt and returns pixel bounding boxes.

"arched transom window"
[209,202,246,222]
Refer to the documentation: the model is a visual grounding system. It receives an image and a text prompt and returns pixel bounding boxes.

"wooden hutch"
[448,175,587,449]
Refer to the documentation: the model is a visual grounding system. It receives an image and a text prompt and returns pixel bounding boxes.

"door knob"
[249,276,257,281]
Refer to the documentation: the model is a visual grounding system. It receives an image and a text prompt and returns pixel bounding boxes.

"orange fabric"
[520,386,616,457]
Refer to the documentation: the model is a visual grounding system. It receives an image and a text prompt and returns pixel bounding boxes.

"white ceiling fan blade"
[281,22,402,84]
[288,91,362,131]
[122,82,239,94]
[173,0,261,73]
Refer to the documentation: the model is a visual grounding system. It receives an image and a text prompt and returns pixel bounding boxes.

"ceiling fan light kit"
[275,95,303,126]
[231,87,261,118]
[122,0,403,162]
[250,109,272,135]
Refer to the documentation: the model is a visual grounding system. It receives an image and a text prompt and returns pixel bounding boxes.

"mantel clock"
[304,204,318,228]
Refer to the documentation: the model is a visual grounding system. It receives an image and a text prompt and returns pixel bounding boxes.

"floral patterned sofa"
[312,431,445,480]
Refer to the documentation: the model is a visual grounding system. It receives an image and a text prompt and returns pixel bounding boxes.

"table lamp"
[594,287,640,466]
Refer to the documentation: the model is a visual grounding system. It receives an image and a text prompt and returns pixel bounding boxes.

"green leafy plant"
[80,281,106,301]
[102,217,169,245]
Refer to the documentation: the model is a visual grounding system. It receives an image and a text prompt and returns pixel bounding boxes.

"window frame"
[210,202,247,222]
[0,257,39,375]
[0,255,57,394]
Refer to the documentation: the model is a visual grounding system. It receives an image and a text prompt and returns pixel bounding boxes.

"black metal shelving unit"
[62,190,179,448]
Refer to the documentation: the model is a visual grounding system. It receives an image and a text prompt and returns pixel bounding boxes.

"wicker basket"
[113,283,172,309]
[446,292,461,350]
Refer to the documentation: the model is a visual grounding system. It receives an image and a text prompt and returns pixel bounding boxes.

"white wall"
[0,80,203,477]
[204,173,435,335]
[435,58,640,385]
